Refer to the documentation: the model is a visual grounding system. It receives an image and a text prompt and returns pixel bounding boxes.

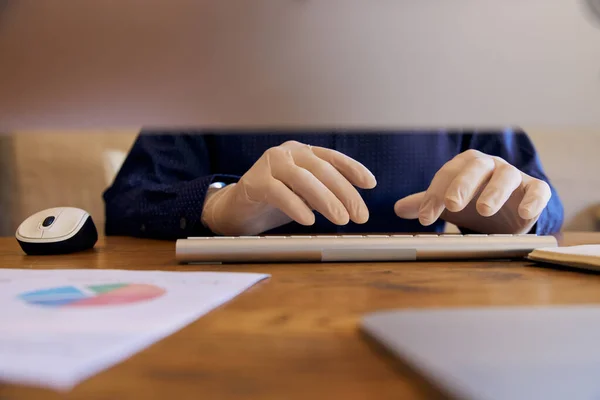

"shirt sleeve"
[103,133,240,239]
[461,129,564,235]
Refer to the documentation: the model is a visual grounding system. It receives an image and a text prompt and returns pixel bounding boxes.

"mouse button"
[39,207,64,220]
[16,222,43,239]
[43,212,87,239]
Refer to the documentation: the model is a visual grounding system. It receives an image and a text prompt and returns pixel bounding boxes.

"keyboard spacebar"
[321,248,417,262]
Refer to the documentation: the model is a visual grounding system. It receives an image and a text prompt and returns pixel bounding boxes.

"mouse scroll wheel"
[42,216,56,227]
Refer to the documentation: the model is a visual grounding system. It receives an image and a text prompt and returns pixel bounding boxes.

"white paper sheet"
[0,268,269,391]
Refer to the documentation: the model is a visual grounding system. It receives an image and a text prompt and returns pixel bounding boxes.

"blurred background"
[0,129,597,236]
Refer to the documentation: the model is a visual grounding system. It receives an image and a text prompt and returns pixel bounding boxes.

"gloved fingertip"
[325,206,349,226]
[418,207,436,226]
[518,204,536,220]
[298,212,316,226]
[393,201,405,217]
[418,215,435,226]
[476,202,495,217]
[351,207,370,224]
[394,201,415,219]
[339,212,351,226]
[444,196,462,212]
[348,204,369,224]
[360,175,377,189]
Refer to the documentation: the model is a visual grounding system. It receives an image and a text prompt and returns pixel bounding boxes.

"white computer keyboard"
[175,234,558,263]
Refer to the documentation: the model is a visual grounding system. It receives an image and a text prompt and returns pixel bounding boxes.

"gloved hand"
[394,149,552,234]
[201,141,377,235]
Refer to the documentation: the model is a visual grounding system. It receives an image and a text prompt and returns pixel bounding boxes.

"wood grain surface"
[1,233,600,400]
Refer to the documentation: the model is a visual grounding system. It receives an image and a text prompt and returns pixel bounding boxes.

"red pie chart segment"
[67,284,166,307]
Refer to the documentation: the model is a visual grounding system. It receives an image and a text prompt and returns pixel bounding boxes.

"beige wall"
[525,128,600,231]
[0,130,597,236]
[2,131,137,236]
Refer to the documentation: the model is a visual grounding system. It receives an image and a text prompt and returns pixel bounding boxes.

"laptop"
[361,306,600,400]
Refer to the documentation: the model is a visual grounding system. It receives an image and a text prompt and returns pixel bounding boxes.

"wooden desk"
[2,233,600,400]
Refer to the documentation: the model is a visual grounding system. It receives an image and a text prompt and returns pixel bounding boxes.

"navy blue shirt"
[104,130,563,239]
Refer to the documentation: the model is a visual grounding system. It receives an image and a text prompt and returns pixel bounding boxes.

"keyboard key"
[465,234,489,237]
[315,235,339,238]
[263,236,288,239]
[290,236,313,239]
[366,235,389,238]
[341,235,366,238]
[391,235,413,238]
[238,236,262,239]
[415,234,439,238]
[213,236,236,239]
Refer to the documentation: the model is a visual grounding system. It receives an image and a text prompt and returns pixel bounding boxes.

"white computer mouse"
[16,207,98,255]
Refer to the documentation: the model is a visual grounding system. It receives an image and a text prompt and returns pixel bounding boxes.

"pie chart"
[18,283,166,308]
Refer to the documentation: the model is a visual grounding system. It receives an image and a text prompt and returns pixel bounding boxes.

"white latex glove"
[394,149,552,234]
[201,141,377,235]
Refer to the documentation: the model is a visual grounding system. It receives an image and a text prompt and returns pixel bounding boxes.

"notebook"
[528,245,600,271]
